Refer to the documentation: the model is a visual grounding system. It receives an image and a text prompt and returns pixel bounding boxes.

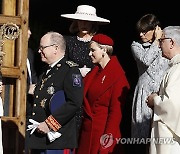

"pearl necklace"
[77,36,92,42]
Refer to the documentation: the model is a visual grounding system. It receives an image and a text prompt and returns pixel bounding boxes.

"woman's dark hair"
[136,14,161,33]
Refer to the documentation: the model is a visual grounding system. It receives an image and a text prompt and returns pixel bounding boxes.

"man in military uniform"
[27,31,83,154]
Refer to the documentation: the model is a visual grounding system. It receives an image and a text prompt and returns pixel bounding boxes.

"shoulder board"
[66,61,79,67]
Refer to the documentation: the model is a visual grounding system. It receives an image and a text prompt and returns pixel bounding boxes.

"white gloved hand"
[47,131,62,142]
[27,119,62,142]
[27,119,39,134]
[79,65,91,77]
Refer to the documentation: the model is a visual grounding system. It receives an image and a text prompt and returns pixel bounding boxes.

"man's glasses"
[39,44,56,51]
[158,38,172,43]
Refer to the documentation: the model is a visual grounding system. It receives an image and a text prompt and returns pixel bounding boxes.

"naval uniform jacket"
[27,57,83,149]
[76,56,130,154]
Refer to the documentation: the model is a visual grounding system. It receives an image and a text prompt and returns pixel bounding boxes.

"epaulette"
[66,61,79,67]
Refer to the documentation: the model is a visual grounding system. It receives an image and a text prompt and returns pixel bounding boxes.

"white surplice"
[150,54,180,154]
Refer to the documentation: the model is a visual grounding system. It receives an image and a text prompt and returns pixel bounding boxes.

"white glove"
[27,119,62,142]
[27,119,39,134]
[47,131,61,142]
[79,65,91,77]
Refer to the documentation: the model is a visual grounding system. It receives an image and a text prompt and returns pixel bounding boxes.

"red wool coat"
[76,56,130,154]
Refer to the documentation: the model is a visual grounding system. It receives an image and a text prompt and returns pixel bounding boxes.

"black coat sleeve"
[51,66,83,126]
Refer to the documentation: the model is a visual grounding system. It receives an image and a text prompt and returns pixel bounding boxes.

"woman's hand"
[146,93,158,109]
[154,25,163,46]
[28,84,36,95]
[79,65,91,77]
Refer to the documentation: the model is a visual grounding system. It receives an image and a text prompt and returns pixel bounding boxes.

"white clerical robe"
[150,54,180,154]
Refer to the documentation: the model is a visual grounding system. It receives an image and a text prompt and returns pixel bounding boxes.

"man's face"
[38,35,56,64]
[159,34,172,59]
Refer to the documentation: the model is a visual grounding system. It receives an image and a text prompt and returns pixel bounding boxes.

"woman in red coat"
[76,34,130,154]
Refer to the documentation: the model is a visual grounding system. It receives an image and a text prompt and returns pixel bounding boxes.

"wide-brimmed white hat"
[61,5,110,24]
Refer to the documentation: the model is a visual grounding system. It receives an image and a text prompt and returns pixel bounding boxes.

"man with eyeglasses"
[147,26,180,154]
[27,31,83,154]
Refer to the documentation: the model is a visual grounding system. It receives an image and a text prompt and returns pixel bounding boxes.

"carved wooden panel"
[0,0,29,153]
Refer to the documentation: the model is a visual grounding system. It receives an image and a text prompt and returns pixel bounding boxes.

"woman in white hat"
[61,4,110,77]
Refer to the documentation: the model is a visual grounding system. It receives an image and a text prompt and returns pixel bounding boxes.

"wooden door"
[0,0,29,153]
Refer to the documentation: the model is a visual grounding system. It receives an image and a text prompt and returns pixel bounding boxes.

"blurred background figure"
[25,28,38,154]
[26,28,38,122]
